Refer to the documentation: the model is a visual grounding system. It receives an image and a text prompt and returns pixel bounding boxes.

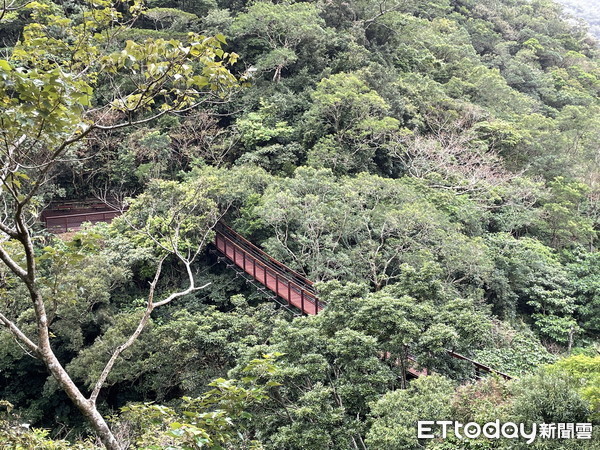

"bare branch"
[0,244,28,280]
[89,255,210,405]
[0,0,32,22]
[0,312,39,355]
[88,257,164,405]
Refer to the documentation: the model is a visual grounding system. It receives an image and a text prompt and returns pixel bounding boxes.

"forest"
[0,0,599,448]
[556,0,600,40]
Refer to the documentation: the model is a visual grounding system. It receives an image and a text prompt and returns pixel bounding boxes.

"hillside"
[0,0,599,448]
[556,0,600,39]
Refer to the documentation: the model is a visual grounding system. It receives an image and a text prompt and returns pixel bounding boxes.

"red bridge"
[214,222,512,381]
[41,200,120,233]
[215,222,323,315]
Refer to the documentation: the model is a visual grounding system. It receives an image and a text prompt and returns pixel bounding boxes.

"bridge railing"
[216,222,315,288]
[214,223,323,315]
[44,210,121,233]
[446,350,512,380]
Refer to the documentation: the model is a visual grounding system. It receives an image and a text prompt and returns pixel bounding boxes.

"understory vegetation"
[0,0,599,448]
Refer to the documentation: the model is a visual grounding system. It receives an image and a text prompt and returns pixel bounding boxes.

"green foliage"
[474,322,556,377]
[0,0,238,176]
[304,73,400,174]
[116,176,220,254]
[2,0,600,445]
[117,354,277,449]
[510,369,591,425]
[366,375,455,450]
[67,302,281,401]
[0,401,95,449]
[484,233,580,343]
[568,250,600,337]
[229,307,397,448]
[319,278,493,379]
[231,1,331,81]
[254,168,491,288]
[547,355,600,420]
[236,101,293,149]
[451,376,512,424]
[142,7,199,31]
[535,177,595,248]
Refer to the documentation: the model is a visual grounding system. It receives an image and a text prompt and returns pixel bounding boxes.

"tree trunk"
[41,345,121,449]
[30,282,122,449]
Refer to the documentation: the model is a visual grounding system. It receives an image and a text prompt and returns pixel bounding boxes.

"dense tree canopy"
[1,0,599,447]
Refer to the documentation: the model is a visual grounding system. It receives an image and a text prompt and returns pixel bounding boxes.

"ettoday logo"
[417,421,593,444]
